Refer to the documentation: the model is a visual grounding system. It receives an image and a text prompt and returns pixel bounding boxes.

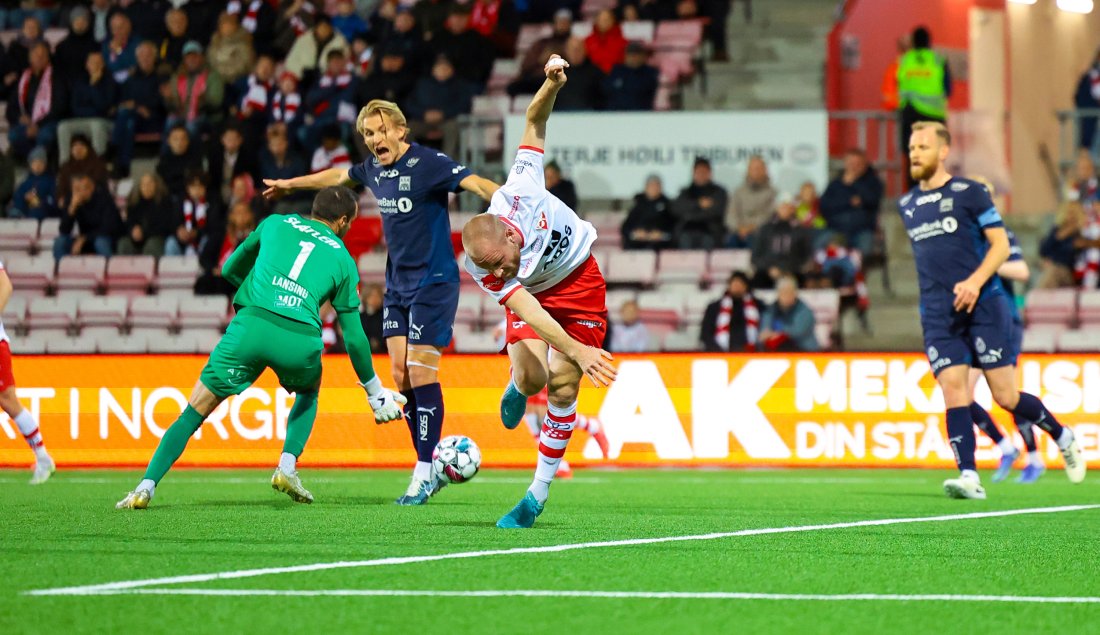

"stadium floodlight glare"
[1057,0,1094,12]
[1007,0,1036,4]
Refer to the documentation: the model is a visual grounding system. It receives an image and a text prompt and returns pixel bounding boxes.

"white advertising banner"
[503,111,829,199]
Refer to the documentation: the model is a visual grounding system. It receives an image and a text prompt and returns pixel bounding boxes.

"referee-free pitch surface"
[2,468,1098,634]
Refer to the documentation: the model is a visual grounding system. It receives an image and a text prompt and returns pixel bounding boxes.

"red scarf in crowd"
[18,65,53,123]
[183,198,209,240]
[239,73,272,115]
[177,70,209,122]
[272,90,300,123]
[715,294,759,351]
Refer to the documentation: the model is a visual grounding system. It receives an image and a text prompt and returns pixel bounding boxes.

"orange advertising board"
[2,353,1099,469]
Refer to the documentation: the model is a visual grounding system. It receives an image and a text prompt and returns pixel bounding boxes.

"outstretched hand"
[262,179,292,201]
[572,346,616,388]
[544,54,569,84]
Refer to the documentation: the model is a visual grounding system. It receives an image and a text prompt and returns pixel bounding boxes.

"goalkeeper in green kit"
[117,187,406,509]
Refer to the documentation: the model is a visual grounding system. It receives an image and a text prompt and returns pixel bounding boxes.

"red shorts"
[505,255,608,350]
[0,341,15,392]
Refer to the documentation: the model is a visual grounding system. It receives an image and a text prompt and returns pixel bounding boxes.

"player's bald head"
[462,213,507,258]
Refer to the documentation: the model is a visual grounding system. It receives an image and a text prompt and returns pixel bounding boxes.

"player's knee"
[990,385,1019,410]
[0,389,21,416]
[407,363,438,387]
[513,365,547,396]
[547,380,578,407]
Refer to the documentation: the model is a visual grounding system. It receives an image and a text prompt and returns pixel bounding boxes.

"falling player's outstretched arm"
[503,288,616,387]
[953,226,1009,313]
[261,167,355,200]
[221,221,265,287]
[459,174,501,202]
[520,54,569,152]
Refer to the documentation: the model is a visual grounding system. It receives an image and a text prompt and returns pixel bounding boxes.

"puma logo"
[417,406,438,416]
[409,323,424,340]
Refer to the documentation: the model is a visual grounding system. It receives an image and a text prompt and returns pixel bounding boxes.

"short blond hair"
[356,100,408,137]
[911,121,951,146]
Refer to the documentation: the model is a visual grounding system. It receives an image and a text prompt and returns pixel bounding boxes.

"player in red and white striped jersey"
[463,54,616,528]
[0,261,54,484]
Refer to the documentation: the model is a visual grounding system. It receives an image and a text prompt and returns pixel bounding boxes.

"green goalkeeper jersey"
[222,214,360,330]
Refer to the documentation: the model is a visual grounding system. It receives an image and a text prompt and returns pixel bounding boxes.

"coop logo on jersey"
[915,192,942,206]
[481,275,505,291]
[951,181,970,192]
[939,198,954,213]
[399,176,411,191]
[379,169,399,179]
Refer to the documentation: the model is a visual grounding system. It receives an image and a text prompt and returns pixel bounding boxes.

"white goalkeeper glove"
[359,376,407,424]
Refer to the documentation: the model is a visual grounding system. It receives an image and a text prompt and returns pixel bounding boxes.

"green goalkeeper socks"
[143,405,205,484]
[282,391,319,458]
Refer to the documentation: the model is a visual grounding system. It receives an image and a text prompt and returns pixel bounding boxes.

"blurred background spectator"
[672,157,726,249]
[751,195,813,289]
[118,172,174,257]
[57,134,108,203]
[545,160,578,211]
[585,10,626,74]
[622,174,674,250]
[358,282,387,353]
[727,155,776,248]
[1039,199,1085,289]
[54,172,120,260]
[58,50,116,158]
[610,299,650,352]
[700,271,759,352]
[819,148,883,255]
[11,146,56,220]
[759,276,819,352]
[7,42,64,162]
[605,41,658,111]
[406,55,474,159]
[554,36,605,111]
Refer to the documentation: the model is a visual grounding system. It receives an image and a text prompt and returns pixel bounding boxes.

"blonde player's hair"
[970,175,995,198]
[911,121,951,146]
[356,100,408,138]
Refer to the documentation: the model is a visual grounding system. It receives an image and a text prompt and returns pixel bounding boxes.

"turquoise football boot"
[496,491,544,528]
[500,382,529,430]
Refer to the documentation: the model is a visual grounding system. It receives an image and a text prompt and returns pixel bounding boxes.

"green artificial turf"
[1,468,1097,634]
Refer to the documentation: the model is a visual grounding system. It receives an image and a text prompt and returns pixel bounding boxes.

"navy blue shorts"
[922,294,1018,376]
[382,283,459,348]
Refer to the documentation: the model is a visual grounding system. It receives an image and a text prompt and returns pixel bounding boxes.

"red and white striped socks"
[14,409,48,460]
[529,401,576,504]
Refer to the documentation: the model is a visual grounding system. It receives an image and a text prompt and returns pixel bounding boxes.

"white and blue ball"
[432,435,482,484]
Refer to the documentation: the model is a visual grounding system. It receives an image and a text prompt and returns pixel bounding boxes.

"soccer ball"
[432,435,482,484]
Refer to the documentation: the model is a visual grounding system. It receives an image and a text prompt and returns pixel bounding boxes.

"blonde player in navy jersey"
[899,122,1085,499]
[263,101,500,505]
[463,55,617,528]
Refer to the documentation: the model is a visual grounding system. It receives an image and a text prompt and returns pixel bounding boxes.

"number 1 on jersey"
[289,241,316,281]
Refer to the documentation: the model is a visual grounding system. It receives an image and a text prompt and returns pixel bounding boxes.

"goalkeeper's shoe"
[1016,463,1045,484]
[395,477,431,506]
[1060,435,1087,484]
[271,468,313,504]
[29,455,55,485]
[115,489,151,510]
[496,491,544,529]
[943,475,986,500]
[500,382,529,430]
[991,448,1019,483]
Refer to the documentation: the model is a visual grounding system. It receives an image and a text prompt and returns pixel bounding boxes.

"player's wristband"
[358,376,383,397]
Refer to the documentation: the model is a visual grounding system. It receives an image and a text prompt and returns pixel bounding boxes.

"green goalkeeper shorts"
[199,306,325,397]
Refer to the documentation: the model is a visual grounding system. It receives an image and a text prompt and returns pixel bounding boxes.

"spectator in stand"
[368,0,398,44]
[157,125,204,198]
[555,37,605,111]
[162,41,226,139]
[471,0,520,58]
[432,5,495,90]
[90,0,113,43]
[611,299,651,353]
[806,233,868,319]
[301,49,358,150]
[350,34,372,78]
[675,0,700,20]
[117,172,174,257]
[819,148,883,255]
[605,41,659,111]
[158,8,189,74]
[727,155,777,248]
[586,10,627,74]
[381,8,428,75]
[112,42,165,179]
[273,0,320,55]
[406,56,475,159]
[623,174,674,250]
[672,157,727,249]
[310,124,352,173]
[11,146,57,220]
[207,12,256,86]
[270,71,303,137]
[412,0,452,41]
[166,171,222,257]
[795,180,827,248]
[1074,47,1100,153]
[359,282,387,354]
[619,0,677,22]
[759,276,819,352]
[54,7,99,83]
[230,54,276,150]
[58,51,117,159]
[6,42,65,162]
[544,160,579,212]
[359,50,416,105]
[4,15,44,82]
[209,122,258,205]
[195,201,256,297]
[703,0,732,62]
[104,12,138,85]
[700,271,759,352]
[259,123,309,201]
[54,173,121,260]
[508,8,572,96]
[1040,199,1085,289]
[56,135,109,203]
[285,13,349,88]
[227,0,278,56]
[125,0,170,43]
[0,153,13,213]
[332,0,370,42]
[1073,150,1099,209]
[750,195,813,289]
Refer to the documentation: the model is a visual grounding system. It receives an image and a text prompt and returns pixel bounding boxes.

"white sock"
[960,469,980,482]
[279,452,297,474]
[523,412,541,437]
[137,478,155,496]
[14,410,49,460]
[414,461,432,481]
[528,401,577,505]
[997,438,1016,456]
[1028,450,1043,466]
[1057,428,1075,451]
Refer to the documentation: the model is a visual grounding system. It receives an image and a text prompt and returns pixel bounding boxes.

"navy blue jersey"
[348,143,472,293]
[1003,228,1023,322]
[898,177,1006,310]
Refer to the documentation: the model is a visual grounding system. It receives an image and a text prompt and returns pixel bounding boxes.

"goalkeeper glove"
[359,376,407,423]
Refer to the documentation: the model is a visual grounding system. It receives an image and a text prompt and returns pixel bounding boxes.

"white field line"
[0,475,938,486]
[24,504,1100,597]
[56,588,1100,604]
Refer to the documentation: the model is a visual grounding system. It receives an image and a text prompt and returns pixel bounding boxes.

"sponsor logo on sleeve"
[406,157,420,167]
[481,275,505,291]
[951,181,970,192]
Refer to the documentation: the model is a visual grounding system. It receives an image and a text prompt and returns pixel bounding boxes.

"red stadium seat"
[0,219,40,252]
[653,19,704,52]
[129,295,180,330]
[657,250,707,284]
[77,295,128,328]
[96,331,149,354]
[622,20,656,42]
[708,249,753,280]
[156,255,201,291]
[45,334,98,354]
[106,255,156,295]
[35,218,61,253]
[606,250,657,285]
[357,252,387,284]
[26,296,79,331]
[455,292,482,327]
[56,255,107,293]
[1021,325,1063,354]
[3,254,54,296]
[1057,329,1100,352]
[1024,289,1077,326]
[178,296,229,330]
[147,332,199,354]
[1077,290,1100,325]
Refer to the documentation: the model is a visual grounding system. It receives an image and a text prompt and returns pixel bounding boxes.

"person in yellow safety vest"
[897,26,951,188]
